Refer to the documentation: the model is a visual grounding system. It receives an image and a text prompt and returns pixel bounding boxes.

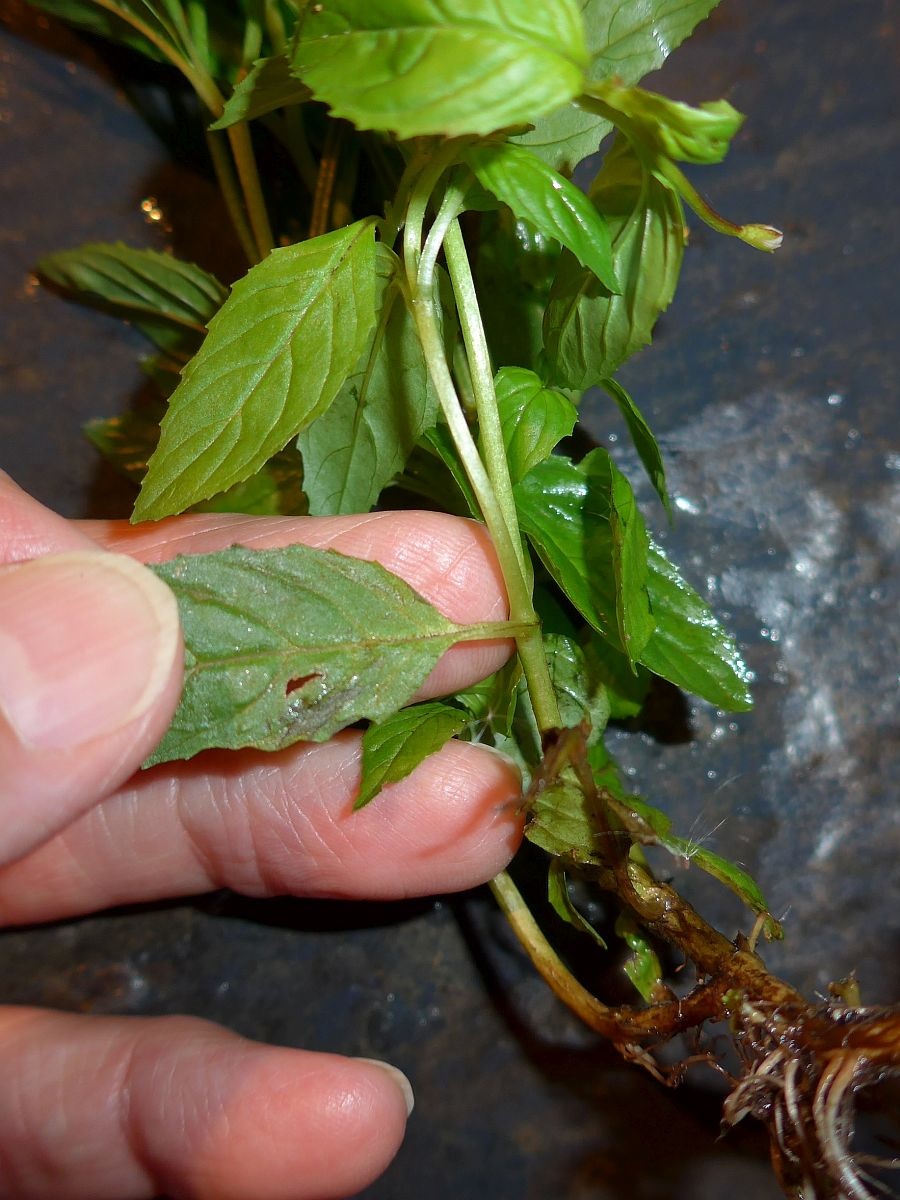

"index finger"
[78,508,514,701]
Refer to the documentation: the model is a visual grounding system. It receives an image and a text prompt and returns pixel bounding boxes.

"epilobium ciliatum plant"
[30,0,900,1194]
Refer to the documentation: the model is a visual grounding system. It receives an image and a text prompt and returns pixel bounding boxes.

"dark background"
[1,1,898,1196]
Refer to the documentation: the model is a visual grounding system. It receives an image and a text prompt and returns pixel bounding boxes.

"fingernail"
[0,551,180,750]
[355,1057,415,1116]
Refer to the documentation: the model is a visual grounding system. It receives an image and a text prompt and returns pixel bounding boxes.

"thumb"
[0,550,183,865]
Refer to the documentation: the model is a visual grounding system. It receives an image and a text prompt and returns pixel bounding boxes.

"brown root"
[725,1001,900,1199]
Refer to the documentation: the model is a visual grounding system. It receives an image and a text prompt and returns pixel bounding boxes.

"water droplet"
[706,770,718,780]
[674,495,701,515]
[826,392,844,407]
[885,452,900,472]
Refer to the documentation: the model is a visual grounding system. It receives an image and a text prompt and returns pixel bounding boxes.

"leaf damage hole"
[286,674,319,695]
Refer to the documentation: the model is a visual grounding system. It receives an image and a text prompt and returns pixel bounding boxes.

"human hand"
[0,471,523,1200]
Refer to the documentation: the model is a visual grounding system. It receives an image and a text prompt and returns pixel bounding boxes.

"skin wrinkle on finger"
[0,735,522,925]
[80,510,509,621]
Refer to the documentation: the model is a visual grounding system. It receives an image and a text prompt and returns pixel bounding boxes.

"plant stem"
[490,870,728,1047]
[405,182,560,732]
[283,108,319,194]
[263,0,287,51]
[226,123,275,257]
[441,220,560,731]
[309,119,346,238]
[205,130,260,266]
[401,142,460,280]
[490,871,622,1034]
[442,219,521,566]
[241,6,264,67]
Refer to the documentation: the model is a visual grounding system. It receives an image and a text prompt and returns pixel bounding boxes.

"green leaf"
[134,219,378,521]
[211,54,314,130]
[418,426,481,519]
[298,246,441,515]
[146,543,473,764]
[356,702,467,809]
[615,912,663,1002]
[85,408,305,516]
[452,658,522,739]
[583,631,649,719]
[543,632,610,742]
[526,769,600,863]
[601,377,671,516]
[625,795,781,938]
[542,136,684,390]
[588,79,744,166]
[526,743,627,863]
[462,143,617,290]
[522,478,751,707]
[535,583,649,719]
[642,542,753,710]
[210,54,312,129]
[548,860,606,948]
[139,354,183,398]
[38,243,227,358]
[27,0,174,61]
[291,0,588,139]
[609,455,654,665]
[476,211,561,371]
[514,450,654,663]
[492,367,577,485]
[513,0,721,172]
[85,407,166,487]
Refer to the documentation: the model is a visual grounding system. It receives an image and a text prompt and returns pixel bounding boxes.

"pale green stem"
[87,0,275,264]
[452,340,476,416]
[205,130,259,265]
[241,9,264,66]
[490,871,618,1033]
[402,141,462,283]
[418,183,463,293]
[264,0,287,50]
[654,160,783,250]
[90,0,221,112]
[442,219,522,567]
[226,123,275,257]
[405,180,559,731]
[440,220,560,731]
